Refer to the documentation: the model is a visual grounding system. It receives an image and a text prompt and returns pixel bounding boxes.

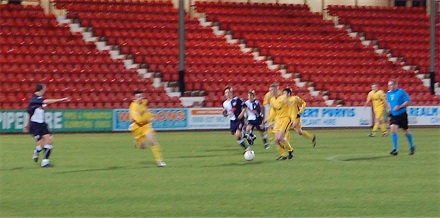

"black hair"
[35,84,45,92]
[283,87,292,94]
[133,90,143,95]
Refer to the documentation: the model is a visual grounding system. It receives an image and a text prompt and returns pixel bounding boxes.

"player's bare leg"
[293,122,316,147]
[235,129,250,151]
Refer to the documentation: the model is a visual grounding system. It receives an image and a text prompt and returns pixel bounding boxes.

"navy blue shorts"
[29,122,51,142]
[389,112,409,130]
[248,117,263,131]
[230,119,244,135]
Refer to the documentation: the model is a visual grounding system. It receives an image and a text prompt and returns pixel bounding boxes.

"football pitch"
[1,128,439,217]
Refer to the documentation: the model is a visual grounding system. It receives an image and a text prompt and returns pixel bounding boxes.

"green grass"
[1,128,439,217]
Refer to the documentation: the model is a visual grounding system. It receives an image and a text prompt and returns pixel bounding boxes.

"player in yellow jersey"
[262,82,280,149]
[286,88,317,147]
[263,82,279,121]
[129,90,166,167]
[364,83,388,137]
[267,87,295,160]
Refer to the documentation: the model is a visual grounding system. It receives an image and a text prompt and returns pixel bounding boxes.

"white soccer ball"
[244,150,255,161]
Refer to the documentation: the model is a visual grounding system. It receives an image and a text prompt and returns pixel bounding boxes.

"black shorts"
[230,119,244,135]
[248,117,263,131]
[29,122,51,141]
[389,112,409,130]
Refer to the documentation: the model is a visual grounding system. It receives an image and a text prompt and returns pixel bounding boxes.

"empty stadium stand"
[1,1,438,110]
[53,0,321,107]
[194,1,438,106]
[327,5,439,86]
[328,6,428,69]
[0,3,182,109]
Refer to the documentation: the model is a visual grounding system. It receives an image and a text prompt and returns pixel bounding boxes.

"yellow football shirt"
[367,90,386,110]
[129,100,154,129]
[271,95,292,119]
[263,90,282,106]
[263,91,272,106]
[288,96,306,119]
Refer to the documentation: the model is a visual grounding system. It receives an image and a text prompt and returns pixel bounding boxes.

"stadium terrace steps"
[195,1,437,106]
[56,0,321,107]
[0,3,183,109]
[327,5,439,85]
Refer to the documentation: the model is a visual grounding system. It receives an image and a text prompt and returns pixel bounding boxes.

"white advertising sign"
[408,106,440,126]
[193,107,373,129]
[301,107,372,127]
[188,108,230,129]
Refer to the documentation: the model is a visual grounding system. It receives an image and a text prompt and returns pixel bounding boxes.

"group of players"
[222,82,316,160]
[24,79,415,168]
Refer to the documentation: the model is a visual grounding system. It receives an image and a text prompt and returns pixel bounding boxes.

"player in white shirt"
[24,84,70,167]
[222,86,250,151]
[243,90,269,148]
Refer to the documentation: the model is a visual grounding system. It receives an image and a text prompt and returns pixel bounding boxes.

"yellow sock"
[302,130,314,141]
[372,123,379,132]
[380,123,387,132]
[277,144,287,157]
[280,140,293,152]
[150,144,163,161]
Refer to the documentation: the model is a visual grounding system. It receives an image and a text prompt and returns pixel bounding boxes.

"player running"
[243,90,268,146]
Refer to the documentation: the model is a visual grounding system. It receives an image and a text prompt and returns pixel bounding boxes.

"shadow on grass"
[56,166,127,174]
[0,165,57,171]
[340,155,391,161]
[0,167,26,171]
[205,160,265,167]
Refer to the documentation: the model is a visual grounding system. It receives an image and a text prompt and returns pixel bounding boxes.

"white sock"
[43,145,53,159]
